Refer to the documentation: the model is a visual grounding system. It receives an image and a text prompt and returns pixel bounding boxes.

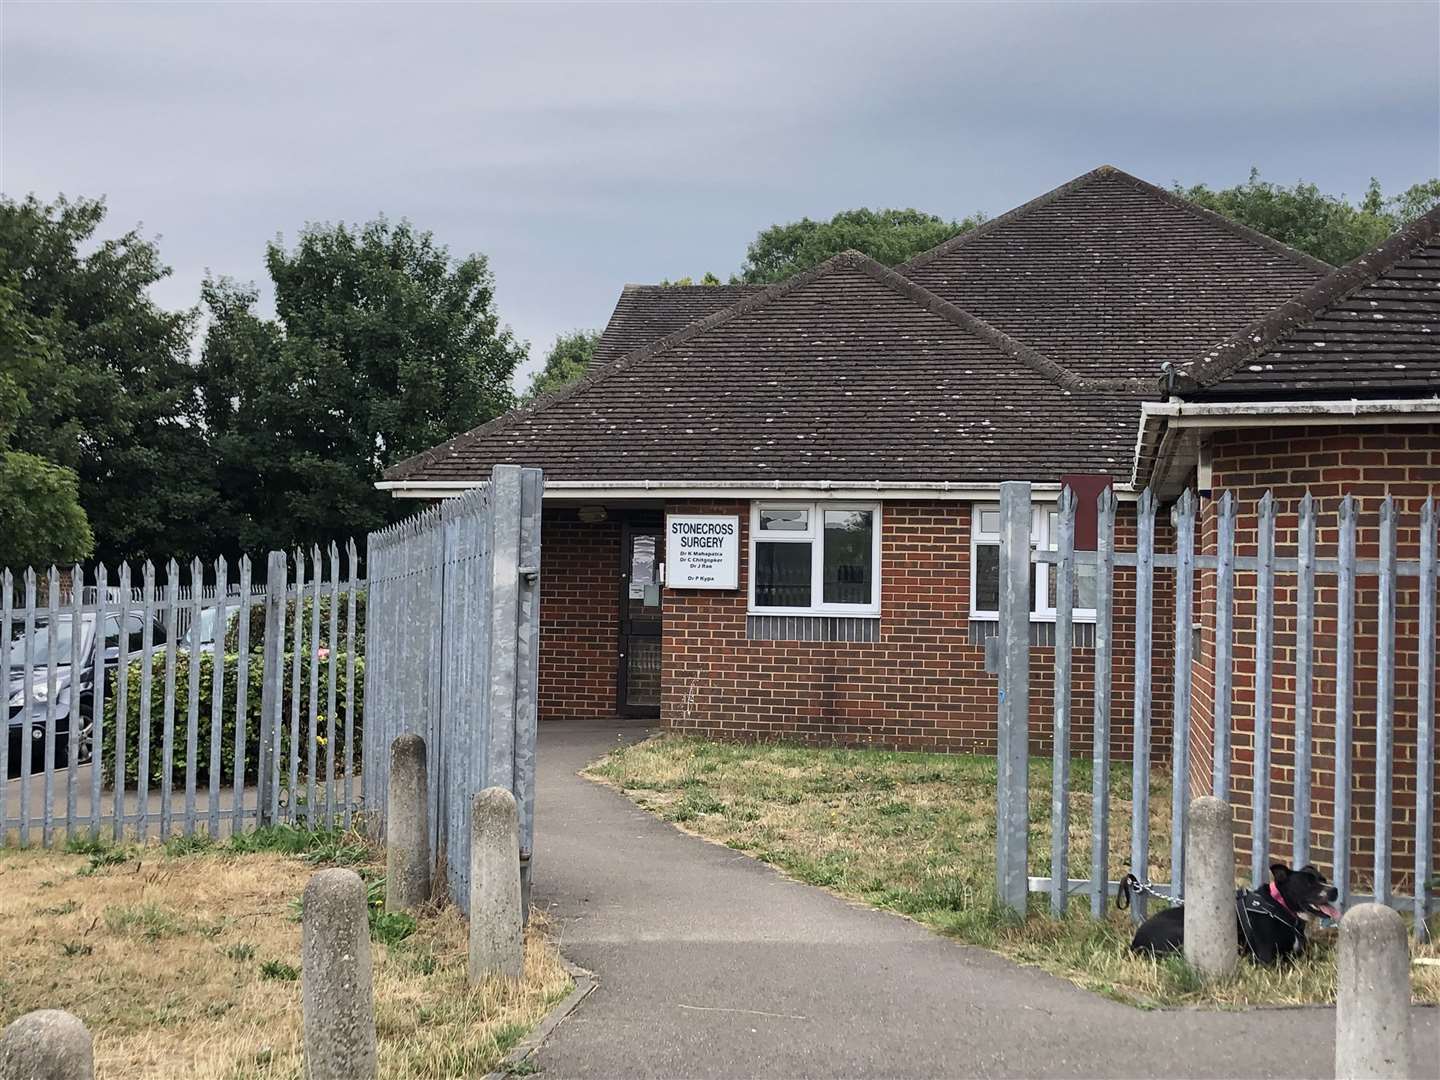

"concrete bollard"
[385,733,431,912]
[1336,903,1413,1080]
[469,786,524,984]
[1183,795,1237,980]
[0,1010,93,1080]
[302,868,377,1080]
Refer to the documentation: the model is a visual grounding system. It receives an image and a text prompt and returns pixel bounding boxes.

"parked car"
[177,604,241,653]
[6,610,168,777]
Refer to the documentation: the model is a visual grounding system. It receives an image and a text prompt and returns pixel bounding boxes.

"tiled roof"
[385,252,1148,486]
[1179,206,1440,400]
[591,284,766,368]
[902,166,1329,381]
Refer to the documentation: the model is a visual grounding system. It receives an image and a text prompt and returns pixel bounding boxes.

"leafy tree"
[522,330,600,403]
[0,273,94,568]
[658,273,722,286]
[0,196,206,566]
[737,207,984,284]
[201,218,527,554]
[0,452,94,569]
[1176,169,1440,266]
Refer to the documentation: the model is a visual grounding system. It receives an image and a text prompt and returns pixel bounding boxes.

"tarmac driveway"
[530,718,1435,1079]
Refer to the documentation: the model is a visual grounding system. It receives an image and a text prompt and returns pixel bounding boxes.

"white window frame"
[970,504,1096,623]
[747,501,882,616]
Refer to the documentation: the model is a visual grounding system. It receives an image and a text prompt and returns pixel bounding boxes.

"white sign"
[665,514,739,590]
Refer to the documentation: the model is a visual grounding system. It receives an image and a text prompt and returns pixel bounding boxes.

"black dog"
[1131,863,1340,964]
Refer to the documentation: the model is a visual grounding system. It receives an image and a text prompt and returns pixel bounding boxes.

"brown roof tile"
[592,284,765,368]
[385,252,1149,486]
[1179,206,1440,399]
[902,166,1329,380]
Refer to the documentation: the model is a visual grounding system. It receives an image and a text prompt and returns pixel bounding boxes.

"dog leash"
[1116,872,1175,910]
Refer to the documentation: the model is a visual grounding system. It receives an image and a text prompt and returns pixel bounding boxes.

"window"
[749,502,880,615]
[971,504,1097,621]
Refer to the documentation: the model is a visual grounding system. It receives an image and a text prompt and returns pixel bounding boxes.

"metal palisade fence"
[2,543,364,845]
[994,481,1437,940]
[362,465,542,914]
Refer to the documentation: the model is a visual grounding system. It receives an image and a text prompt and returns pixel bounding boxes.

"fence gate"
[2,540,364,846]
[362,464,542,913]
[994,480,1437,941]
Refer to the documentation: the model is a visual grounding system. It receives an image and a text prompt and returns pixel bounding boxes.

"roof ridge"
[619,283,765,291]
[384,255,867,482]
[383,247,1148,482]
[848,254,1151,395]
[1181,205,1440,393]
[898,164,1333,277]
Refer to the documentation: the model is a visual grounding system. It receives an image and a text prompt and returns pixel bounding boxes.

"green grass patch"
[587,735,1439,1008]
[104,903,190,941]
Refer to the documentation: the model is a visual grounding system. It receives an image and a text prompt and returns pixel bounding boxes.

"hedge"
[100,650,365,790]
[232,591,367,655]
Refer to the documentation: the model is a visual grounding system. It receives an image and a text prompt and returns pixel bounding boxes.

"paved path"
[531,719,1436,1079]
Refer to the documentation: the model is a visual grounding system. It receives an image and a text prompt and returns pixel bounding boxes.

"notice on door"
[665,514,739,590]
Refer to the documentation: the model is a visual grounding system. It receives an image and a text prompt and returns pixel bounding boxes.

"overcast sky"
[4,1,1438,390]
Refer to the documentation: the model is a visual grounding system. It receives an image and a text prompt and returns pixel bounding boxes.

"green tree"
[738,207,984,284]
[0,452,94,569]
[201,218,527,553]
[0,197,203,566]
[0,273,94,568]
[658,273,722,286]
[1176,169,1440,266]
[522,330,600,402]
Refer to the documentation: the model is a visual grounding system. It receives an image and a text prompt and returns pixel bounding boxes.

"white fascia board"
[1142,397,1440,429]
[1131,396,1440,488]
[375,477,1140,503]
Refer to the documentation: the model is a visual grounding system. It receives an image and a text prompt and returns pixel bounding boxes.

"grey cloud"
[4,1,1436,389]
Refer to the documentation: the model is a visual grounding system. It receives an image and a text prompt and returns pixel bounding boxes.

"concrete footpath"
[531,719,1435,1079]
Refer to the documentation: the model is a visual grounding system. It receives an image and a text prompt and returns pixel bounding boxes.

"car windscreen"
[179,607,238,649]
[7,616,99,670]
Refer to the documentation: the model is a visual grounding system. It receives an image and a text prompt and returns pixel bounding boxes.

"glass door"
[618,520,663,715]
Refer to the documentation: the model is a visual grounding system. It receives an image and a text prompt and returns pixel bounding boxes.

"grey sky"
[4,1,1438,391]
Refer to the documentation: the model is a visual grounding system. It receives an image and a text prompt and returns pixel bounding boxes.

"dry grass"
[0,832,572,1078]
[587,735,1440,1009]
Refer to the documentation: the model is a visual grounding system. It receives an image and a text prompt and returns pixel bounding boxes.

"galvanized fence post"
[1416,498,1436,942]
[1050,486,1075,916]
[233,556,253,831]
[258,550,288,828]
[996,480,1031,916]
[1211,491,1235,800]
[1169,490,1195,902]
[1293,495,1315,867]
[0,570,12,840]
[1374,497,1397,907]
[1250,493,1276,888]
[515,466,544,912]
[112,562,131,843]
[185,557,204,836]
[1089,488,1116,918]
[1129,489,1156,922]
[136,561,156,843]
[1333,495,1357,907]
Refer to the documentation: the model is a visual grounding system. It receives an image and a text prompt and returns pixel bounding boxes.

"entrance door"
[618,520,663,716]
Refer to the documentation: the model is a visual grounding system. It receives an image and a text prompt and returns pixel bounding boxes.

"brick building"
[381,167,1438,880]
[1134,209,1440,889]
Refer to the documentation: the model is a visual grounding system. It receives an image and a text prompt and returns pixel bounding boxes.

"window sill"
[968,613,1098,626]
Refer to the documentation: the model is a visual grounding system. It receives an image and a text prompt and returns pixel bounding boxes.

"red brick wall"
[1190,423,1440,894]
[660,498,1175,758]
[538,508,620,719]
